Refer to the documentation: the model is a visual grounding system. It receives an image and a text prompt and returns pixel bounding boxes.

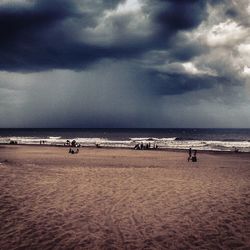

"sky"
[0,0,250,128]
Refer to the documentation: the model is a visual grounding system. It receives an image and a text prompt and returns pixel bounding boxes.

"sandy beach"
[0,145,249,249]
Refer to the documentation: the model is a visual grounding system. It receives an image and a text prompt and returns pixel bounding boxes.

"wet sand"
[0,145,249,249]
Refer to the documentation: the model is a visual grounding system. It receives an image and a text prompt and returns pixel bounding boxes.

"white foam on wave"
[49,136,61,139]
[130,137,177,141]
[0,136,250,152]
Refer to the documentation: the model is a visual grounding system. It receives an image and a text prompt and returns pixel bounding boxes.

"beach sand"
[0,145,249,249]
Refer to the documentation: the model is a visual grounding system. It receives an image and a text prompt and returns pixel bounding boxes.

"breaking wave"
[0,136,250,152]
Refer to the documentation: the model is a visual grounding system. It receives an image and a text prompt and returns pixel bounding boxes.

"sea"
[0,128,250,152]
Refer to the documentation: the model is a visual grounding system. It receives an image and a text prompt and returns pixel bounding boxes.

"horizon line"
[0,127,250,130]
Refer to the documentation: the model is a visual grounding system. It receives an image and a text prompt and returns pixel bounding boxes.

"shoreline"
[1,143,250,155]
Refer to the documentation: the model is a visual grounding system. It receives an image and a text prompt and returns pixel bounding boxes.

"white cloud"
[243,66,250,75]
[238,43,250,54]
[177,0,250,90]
[107,0,142,15]
[238,43,250,68]
[141,58,218,77]
[247,4,250,14]
[205,20,248,47]
[182,62,217,76]
[81,0,152,46]
[0,0,33,6]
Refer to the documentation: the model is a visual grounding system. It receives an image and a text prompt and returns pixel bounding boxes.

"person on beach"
[192,150,197,162]
[234,147,239,153]
[188,147,192,161]
[68,148,79,154]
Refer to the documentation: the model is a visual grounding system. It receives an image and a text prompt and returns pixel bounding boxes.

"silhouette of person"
[188,148,192,162]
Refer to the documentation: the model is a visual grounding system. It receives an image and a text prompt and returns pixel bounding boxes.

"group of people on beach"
[134,142,158,150]
[188,148,197,162]
[65,139,198,161]
[66,140,80,154]
[64,140,81,148]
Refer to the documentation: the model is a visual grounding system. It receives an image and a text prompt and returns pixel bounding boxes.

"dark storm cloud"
[0,0,75,43]
[141,70,226,95]
[0,41,145,72]
[225,4,250,27]
[155,0,206,32]
[0,0,211,72]
[166,33,207,62]
[0,0,131,71]
[0,0,249,103]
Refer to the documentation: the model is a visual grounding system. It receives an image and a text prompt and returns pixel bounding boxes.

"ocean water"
[0,128,250,152]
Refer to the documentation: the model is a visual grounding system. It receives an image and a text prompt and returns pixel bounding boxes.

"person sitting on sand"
[192,150,197,162]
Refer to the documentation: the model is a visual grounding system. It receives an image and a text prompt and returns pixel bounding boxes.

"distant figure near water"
[188,148,198,162]
[188,147,192,162]
[234,147,239,153]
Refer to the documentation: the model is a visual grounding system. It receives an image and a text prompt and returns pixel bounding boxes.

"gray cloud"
[0,0,250,128]
[0,0,211,72]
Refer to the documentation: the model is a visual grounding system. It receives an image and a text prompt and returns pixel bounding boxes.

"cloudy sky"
[0,0,250,128]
